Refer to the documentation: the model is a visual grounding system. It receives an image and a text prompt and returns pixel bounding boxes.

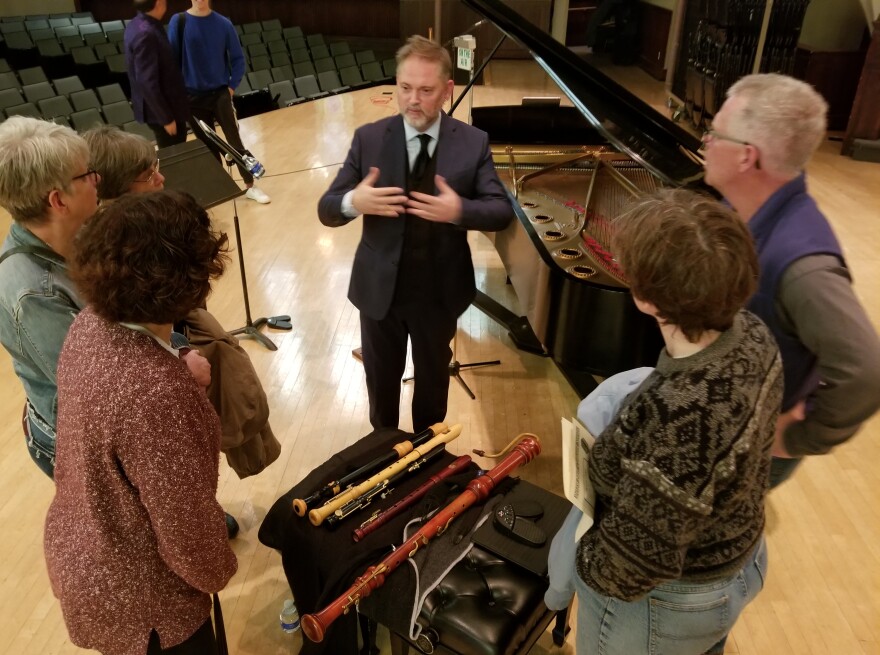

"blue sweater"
[167,11,244,94]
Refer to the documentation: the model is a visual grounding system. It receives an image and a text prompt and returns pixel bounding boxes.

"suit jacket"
[124,12,190,127]
[317,113,512,321]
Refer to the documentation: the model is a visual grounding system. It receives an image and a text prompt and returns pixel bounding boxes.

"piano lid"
[460,0,705,186]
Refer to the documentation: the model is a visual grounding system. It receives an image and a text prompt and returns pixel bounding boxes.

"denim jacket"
[0,223,82,440]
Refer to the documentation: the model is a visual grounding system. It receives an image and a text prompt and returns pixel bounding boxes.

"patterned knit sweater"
[45,308,237,655]
[576,310,782,601]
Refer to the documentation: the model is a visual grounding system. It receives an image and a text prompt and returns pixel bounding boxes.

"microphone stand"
[196,119,292,351]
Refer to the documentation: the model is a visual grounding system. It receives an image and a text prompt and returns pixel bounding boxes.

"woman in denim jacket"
[0,117,99,478]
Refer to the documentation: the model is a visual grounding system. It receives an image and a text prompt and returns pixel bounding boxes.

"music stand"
[159,135,293,350]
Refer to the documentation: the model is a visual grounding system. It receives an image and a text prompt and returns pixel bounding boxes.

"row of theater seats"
[0,62,150,139]
[230,21,396,111]
[0,12,130,93]
[1,11,400,129]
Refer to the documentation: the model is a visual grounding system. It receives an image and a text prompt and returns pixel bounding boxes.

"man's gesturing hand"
[352,167,408,217]
[406,175,462,224]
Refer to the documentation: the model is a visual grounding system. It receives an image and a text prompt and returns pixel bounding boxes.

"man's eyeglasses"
[702,128,751,147]
[71,169,99,185]
[135,159,161,185]
[701,129,761,169]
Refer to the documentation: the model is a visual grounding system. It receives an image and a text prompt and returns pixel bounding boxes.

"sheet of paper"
[561,417,596,539]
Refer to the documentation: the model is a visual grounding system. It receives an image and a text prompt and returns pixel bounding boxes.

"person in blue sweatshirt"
[168,0,271,204]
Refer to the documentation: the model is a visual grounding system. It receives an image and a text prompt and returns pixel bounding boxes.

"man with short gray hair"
[0,116,100,477]
[703,73,880,488]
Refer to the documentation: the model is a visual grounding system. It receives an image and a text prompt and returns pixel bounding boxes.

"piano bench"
[388,545,570,655]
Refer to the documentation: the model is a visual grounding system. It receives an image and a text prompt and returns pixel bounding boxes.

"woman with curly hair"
[83,125,281,497]
[44,191,237,655]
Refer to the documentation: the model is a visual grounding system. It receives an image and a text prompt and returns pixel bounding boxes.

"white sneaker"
[245,186,271,204]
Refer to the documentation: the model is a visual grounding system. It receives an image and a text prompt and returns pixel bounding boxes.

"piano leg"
[472,290,546,355]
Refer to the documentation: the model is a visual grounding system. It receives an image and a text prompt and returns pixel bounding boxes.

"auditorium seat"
[5,102,41,119]
[0,72,21,91]
[293,61,316,79]
[317,70,348,94]
[0,88,25,111]
[60,34,84,51]
[69,88,101,112]
[335,53,356,70]
[240,33,261,48]
[22,81,55,104]
[261,19,282,32]
[54,25,79,38]
[293,74,328,100]
[101,99,135,126]
[362,61,389,83]
[270,65,294,83]
[83,32,108,47]
[339,65,368,89]
[329,42,351,57]
[96,83,125,105]
[38,95,73,120]
[53,75,85,95]
[19,66,48,85]
[246,69,273,91]
[355,50,376,65]
[313,57,336,75]
[310,45,330,61]
[291,48,310,64]
[267,80,302,107]
[268,40,288,55]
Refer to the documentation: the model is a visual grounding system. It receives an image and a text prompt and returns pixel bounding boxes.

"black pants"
[149,120,187,149]
[360,301,458,433]
[146,619,217,654]
[188,88,254,185]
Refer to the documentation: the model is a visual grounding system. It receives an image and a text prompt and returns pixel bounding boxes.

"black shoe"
[225,513,240,539]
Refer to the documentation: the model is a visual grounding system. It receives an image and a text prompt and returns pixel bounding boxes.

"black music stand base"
[403,357,501,400]
[230,318,284,351]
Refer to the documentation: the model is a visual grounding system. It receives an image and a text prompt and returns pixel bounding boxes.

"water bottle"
[242,154,265,179]
[279,599,300,634]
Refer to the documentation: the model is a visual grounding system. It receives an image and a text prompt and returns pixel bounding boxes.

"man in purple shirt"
[124,0,190,148]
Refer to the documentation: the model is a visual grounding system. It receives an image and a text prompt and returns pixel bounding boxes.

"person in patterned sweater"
[574,189,783,655]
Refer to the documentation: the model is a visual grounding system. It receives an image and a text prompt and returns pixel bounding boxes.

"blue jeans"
[575,536,768,655]
[24,406,55,479]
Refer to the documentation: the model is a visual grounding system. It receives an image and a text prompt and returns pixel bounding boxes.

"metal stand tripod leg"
[225,176,291,351]
[403,331,500,400]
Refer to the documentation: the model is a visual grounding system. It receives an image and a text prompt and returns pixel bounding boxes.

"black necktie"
[412,133,431,184]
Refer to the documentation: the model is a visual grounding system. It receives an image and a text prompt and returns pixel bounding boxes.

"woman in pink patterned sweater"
[44,191,237,655]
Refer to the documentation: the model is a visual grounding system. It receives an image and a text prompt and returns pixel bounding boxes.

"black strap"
[0,245,65,267]
[175,11,187,67]
[213,593,228,655]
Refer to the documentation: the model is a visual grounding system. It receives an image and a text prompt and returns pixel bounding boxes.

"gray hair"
[0,116,89,225]
[726,74,828,177]
[83,125,156,200]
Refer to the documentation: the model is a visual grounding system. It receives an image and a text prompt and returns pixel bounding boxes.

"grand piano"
[461,0,707,395]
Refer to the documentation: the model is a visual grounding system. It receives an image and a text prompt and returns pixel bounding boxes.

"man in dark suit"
[124,0,190,148]
[318,35,512,433]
